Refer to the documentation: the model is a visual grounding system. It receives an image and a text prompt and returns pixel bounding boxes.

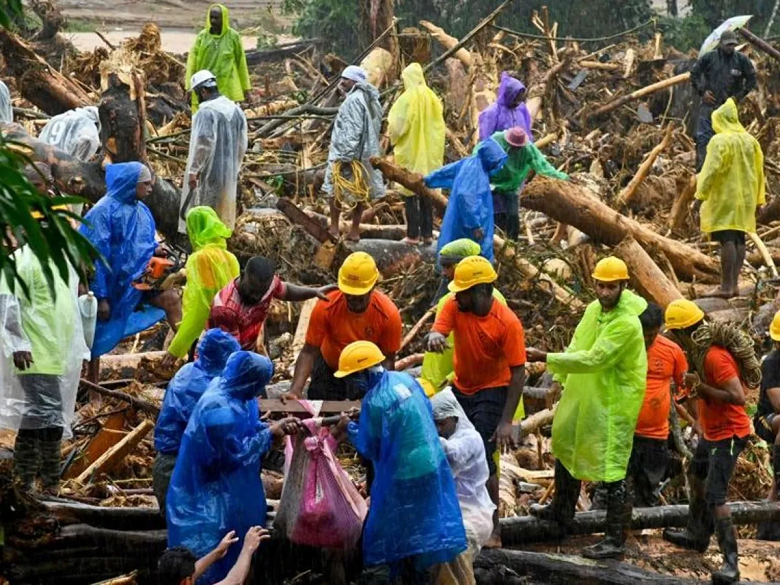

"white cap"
[340,65,367,83]
[191,70,217,91]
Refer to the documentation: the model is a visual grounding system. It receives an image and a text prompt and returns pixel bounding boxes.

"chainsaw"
[132,244,187,291]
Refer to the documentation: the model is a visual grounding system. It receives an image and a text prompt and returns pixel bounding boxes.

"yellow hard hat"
[665,299,705,330]
[770,311,780,341]
[448,256,497,293]
[334,340,385,378]
[338,252,379,295]
[591,256,629,282]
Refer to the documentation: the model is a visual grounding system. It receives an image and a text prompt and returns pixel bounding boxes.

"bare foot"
[347,231,361,243]
[484,533,502,548]
[328,225,340,239]
[401,237,420,245]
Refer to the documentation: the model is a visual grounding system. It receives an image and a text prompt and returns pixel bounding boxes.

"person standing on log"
[323,66,385,243]
[0,80,11,123]
[153,328,239,515]
[180,70,248,231]
[285,252,402,401]
[695,97,764,299]
[185,4,251,111]
[426,256,526,547]
[690,30,756,171]
[387,62,445,246]
[663,299,758,585]
[526,257,647,560]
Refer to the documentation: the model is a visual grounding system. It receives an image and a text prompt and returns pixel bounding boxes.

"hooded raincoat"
[696,98,765,235]
[347,369,466,569]
[79,162,165,357]
[0,81,11,123]
[39,107,101,162]
[168,208,240,358]
[425,139,508,261]
[478,73,532,142]
[323,79,385,203]
[387,63,445,195]
[547,289,648,482]
[155,329,240,455]
[179,96,247,231]
[167,351,275,585]
[488,130,568,193]
[185,4,251,108]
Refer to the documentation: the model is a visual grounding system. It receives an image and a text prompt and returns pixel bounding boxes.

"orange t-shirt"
[305,290,403,370]
[635,335,687,440]
[700,346,752,442]
[432,296,526,394]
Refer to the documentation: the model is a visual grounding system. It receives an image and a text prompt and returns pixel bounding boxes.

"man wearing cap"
[526,257,647,559]
[486,126,568,240]
[690,30,756,171]
[286,252,402,401]
[663,299,756,584]
[323,66,385,243]
[179,69,248,231]
[426,256,526,547]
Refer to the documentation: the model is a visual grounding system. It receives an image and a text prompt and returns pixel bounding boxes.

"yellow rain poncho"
[696,98,765,234]
[168,207,240,358]
[387,63,445,194]
[185,4,251,110]
[547,289,648,482]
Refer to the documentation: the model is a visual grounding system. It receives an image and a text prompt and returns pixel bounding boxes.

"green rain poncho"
[488,131,568,193]
[167,207,240,358]
[547,289,647,482]
[185,4,251,109]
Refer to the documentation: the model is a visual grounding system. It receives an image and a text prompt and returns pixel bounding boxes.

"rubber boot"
[13,429,40,492]
[757,445,780,540]
[711,516,740,584]
[663,474,712,552]
[582,480,630,559]
[530,461,580,525]
[39,427,63,495]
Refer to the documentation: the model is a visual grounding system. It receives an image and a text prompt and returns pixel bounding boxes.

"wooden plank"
[63,411,128,479]
[291,299,317,359]
[276,198,334,244]
[76,420,154,485]
[259,399,361,416]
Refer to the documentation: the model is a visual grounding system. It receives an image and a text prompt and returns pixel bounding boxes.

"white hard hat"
[191,70,217,91]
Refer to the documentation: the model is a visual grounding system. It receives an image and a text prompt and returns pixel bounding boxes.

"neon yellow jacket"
[696,98,765,234]
[168,207,240,358]
[547,289,647,482]
[387,63,445,195]
[186,4,251,110]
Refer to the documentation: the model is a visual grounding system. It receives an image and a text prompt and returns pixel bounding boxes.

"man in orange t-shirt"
[426,256,526,547]
[663,299,753,585]
[286,252,402,401]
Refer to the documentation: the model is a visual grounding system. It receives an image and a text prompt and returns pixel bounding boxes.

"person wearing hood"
[0,80,12,123]
[424,138,507,262]
[478,72,532,142]
[694,98,764,299]
[79,162,182,358]
[153,328,240,515]
[332,341,466,582]
[180,70,248,231]
[323,66,385,243]
[185,4,251,110]
[387,63,445,245]
[167,351,302,585]
[165,207,239,363]
[526,257,647,560]
[39,106,101,162]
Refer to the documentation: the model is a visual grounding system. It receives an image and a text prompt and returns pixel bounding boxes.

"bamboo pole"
[75,420,154,485]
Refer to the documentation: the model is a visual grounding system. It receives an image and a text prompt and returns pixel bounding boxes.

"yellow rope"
[332,160,371,211]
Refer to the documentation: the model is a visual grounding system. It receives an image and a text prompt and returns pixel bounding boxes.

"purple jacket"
[478,73,533,142]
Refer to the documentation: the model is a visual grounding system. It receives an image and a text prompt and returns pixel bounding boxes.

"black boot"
[663,475,712,552]
[711,516,740,584]
[530,461,580,525]
[13,429,40,492]
[582,479,630,559]
[39,427,63,495]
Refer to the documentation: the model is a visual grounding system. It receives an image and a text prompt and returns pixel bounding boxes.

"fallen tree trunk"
[739,27,780,63]
[342,239,436,276]
[614,235,682,309]
[369,156,448,213]
[41,500,165,531]
[587,72,691,121]
[522,176,719,282]
[420,20,473,68]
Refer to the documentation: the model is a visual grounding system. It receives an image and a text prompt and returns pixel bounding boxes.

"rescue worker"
[690,30,756,170]
[153,328,240,515]
[756,311,780,507]
[39,106,101,162]
[185,4,251,109]
[426,256,526,547]
[180,70,248,231]
[333,341,466,582]
[526,257,647,559]
[286,252,402,401]
[79,162,182,357]
[694,98,764,299]
[478,72,532,142]
[663,299,758,584]
[324,66,385,242]
[165,207,239,363]
[387,63,445,245]
[424,138,508,262]
[167,351,301,585]
[487,126,568,240]
[0,80,11,122]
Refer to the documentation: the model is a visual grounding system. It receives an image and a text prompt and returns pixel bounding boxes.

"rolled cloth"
[341,65,367,83]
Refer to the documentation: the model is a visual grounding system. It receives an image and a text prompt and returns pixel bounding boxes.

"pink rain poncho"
[478,73,532,142]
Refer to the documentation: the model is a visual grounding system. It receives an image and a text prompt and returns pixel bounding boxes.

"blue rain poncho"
[347,369,466,569]
[39,107,101,162]
[79,162,165,357]
[167,351,275,585]
[425,138,508,262]
[154,328,239,455]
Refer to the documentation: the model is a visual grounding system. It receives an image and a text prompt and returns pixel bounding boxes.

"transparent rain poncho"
[0,246,89,438]
[38,107,101,162]
[179,96,247,231]
[0,81,12,123]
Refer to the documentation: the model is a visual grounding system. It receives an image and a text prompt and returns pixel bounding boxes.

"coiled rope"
[688,321,762,389]
[332,160,370,211]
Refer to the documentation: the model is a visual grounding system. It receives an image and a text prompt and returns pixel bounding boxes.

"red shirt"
[700,346,752,442]
[208,276,287,351]
[635,335,687,440]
